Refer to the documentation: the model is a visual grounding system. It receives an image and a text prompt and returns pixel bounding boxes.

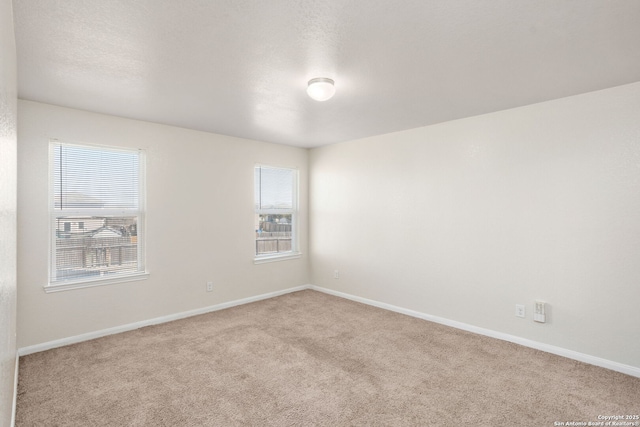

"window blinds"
[53,143,140,210]
[255,166,294,211]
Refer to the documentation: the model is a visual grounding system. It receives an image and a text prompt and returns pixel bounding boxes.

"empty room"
[2,0,640,426]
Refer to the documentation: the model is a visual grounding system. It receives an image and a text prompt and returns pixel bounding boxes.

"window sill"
[44,272,150,293]
[254,252,302,264]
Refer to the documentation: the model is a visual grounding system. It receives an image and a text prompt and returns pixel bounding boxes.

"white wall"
[17,100,309,348]
[0,0,18,424]
[310,82,640,368]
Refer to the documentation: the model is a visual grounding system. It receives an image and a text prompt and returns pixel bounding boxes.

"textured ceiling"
[13,0,640,148]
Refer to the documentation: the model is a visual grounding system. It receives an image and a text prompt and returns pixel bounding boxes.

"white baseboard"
[18,285,310,356]
[309,285,640,379]
[11,351,18,427]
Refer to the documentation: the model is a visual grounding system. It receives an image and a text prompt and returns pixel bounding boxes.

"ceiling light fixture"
[307,77,335,101]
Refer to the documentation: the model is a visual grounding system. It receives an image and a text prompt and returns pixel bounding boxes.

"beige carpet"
[16,290,640,426]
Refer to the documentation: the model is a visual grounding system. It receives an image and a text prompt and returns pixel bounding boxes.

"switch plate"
[333,270,339,279]
[515,304,525,318]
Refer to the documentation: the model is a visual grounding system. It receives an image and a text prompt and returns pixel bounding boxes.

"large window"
[254,165,299,261]
[49,141,146,290]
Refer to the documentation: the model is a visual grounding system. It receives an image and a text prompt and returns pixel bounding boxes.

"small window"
[254,165,299,261]
[49,141,146,287]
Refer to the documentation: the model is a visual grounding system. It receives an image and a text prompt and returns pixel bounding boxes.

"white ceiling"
[13,0,640,148]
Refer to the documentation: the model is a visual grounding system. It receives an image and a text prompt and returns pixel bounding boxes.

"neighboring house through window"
[49,140,147,290]
[254,165,299,262]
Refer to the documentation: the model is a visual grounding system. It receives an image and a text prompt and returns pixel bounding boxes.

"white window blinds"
[53,143,140,210]
[255,166,294,211]
[50,141,146,286]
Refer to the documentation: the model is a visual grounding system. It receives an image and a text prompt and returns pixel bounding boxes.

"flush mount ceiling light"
[307,77,335,101]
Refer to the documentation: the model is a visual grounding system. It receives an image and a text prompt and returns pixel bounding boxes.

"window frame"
[46,139,149,293]
[254,164,301,264]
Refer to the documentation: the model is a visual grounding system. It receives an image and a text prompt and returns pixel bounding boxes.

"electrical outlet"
[206,281,214,292]
[515,304,525,318]
[333,270,339,279]
[534,300,546,323]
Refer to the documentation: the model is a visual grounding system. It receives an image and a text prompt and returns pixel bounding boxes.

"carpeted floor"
[16,290,640,426]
